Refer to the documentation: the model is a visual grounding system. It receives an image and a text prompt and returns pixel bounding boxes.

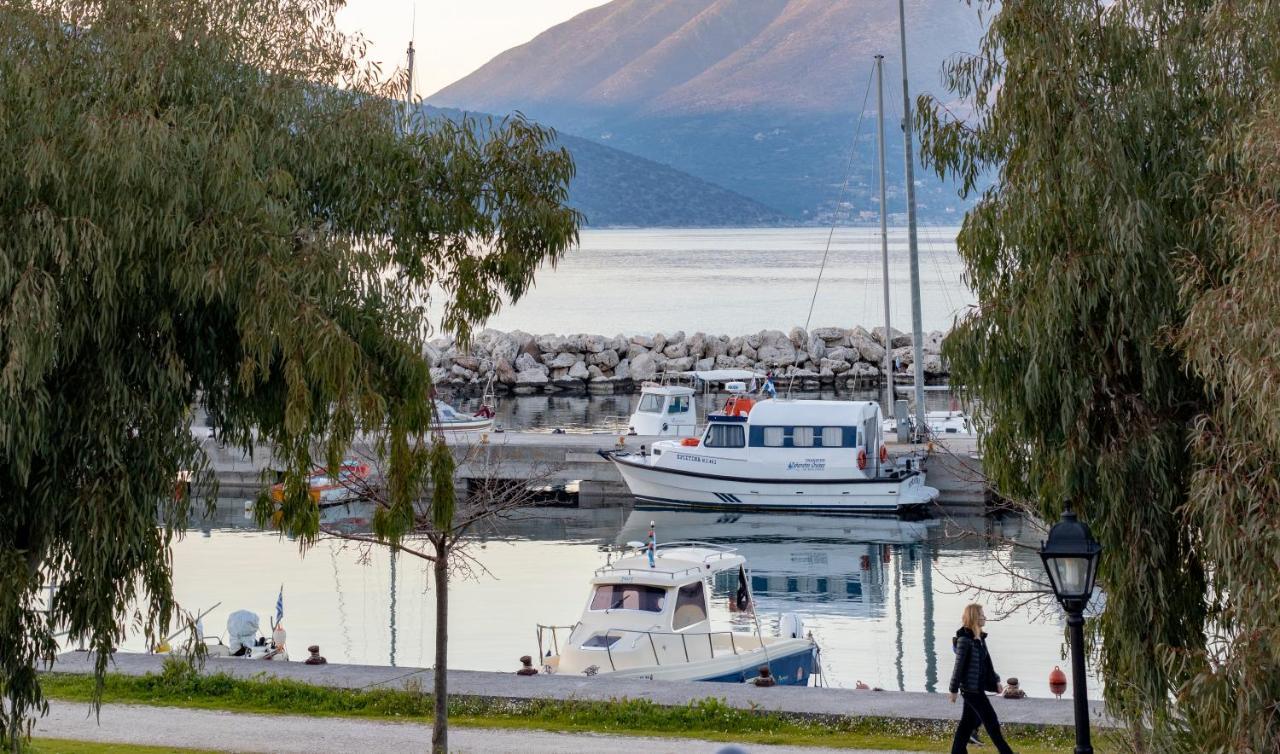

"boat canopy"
[744,399,880,427]
[678,369,765,382]
[637,384,696,397]
[593,544,745,587]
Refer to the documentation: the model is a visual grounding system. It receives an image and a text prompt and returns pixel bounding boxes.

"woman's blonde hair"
[961,603,985,634]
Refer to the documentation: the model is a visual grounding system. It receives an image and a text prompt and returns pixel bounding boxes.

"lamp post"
[1039,505,1102,754]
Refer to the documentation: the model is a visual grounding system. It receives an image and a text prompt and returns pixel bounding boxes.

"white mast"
[896,0,928,439]
[405,39,416,108]
[874,55,894,427]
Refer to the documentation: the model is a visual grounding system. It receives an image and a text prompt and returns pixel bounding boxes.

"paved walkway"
[50,652,1114,729]
[36,701,926,754]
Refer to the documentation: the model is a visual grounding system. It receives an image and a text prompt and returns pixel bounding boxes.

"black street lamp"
[1039,504,1103,754]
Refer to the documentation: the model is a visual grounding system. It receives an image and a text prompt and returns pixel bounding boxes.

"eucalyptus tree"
[918,1,1278,751]
[0,0,578,749]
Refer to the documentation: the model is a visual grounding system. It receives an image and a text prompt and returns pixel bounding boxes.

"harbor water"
[140,502,1098,698]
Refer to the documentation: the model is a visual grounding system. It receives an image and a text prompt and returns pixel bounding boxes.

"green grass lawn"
[38,661,1109,753]
[31,740,220,754]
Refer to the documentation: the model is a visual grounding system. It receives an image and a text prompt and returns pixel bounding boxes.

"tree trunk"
[431,541,448,754]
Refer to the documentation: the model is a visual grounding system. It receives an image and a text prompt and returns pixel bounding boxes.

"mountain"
[424,107,786,227]
[429,0,988,222]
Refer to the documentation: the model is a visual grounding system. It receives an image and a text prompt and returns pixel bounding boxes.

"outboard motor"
[779,612,806,640]
[226,610,260,656]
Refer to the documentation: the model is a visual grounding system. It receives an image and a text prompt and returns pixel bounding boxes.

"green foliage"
[917,1,1280,751]
[0,0,578,748]
[40,669,1089,753]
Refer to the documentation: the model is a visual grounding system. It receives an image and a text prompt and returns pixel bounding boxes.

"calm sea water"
[136,504,1098,697]
[433,227,974,336]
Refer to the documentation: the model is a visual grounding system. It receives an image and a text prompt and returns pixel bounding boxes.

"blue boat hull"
[698,643,816,686]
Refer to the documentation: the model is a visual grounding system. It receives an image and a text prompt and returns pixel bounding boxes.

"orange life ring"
[879,444,888,464]
[857,447,867,470]
[681,437,700,447]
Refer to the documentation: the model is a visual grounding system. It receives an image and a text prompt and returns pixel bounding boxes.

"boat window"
[792,426,814,447]
[821,427,843,447]
[637,394,664,413]
[672,581,708,630]
[704,424,745,448]
[581,634,622,649]
[763,427,784,447]
[668,396,689,414]
[589,584,667,613]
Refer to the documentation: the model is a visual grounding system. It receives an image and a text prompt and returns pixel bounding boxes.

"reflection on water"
[154,502,1095,696]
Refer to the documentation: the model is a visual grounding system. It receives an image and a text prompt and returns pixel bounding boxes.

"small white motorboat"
[627,370,765,437]
[429,399,495,432]
[537,540,818,685]
[602,399,939,514]
[154,606,289,661]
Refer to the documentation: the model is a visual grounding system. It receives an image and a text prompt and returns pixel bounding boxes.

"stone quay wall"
[431,325,950,395]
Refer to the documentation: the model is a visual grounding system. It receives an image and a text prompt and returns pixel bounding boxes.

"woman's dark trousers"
[950,691,1013,754]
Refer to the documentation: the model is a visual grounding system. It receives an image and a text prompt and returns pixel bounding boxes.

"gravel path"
[35,701,930,753]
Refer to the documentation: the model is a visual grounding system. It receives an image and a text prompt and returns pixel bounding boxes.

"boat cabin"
[673,399,889,477]
[552,544,755,674]
[628,385,697,436]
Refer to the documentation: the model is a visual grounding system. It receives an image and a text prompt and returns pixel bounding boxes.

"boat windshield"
[590,584,667,612]
[637,394,664,413]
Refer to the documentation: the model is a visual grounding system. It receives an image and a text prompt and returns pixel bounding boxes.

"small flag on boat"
[647,521,656,568]
[763,376,777,398]
[274,585,284,628]
[748,377,758,393]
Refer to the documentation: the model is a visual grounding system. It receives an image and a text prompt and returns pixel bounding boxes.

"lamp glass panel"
[1051,555,1089,597]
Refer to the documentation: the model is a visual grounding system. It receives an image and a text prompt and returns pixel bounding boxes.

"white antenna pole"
[897,0,928,439]
[875,55,893,435]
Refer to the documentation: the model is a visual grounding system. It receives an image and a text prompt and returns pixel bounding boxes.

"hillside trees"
[0,0,578,749]
[918,1,1279,751]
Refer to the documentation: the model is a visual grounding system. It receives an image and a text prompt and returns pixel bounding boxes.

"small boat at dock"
[269,459,369,506]
[428,399,495,432]
[537,539,818,685]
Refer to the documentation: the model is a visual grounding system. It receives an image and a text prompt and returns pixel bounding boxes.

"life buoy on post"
[878,444,888,464]
[857,447,867,470]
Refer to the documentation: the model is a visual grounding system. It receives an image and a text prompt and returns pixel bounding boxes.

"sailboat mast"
[896,0,927,438]
[874,55,894,424]
[406,39,416,103]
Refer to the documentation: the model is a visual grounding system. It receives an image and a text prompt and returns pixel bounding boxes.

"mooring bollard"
[516,655,538,676]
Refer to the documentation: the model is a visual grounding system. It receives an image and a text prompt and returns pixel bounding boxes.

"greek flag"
[274,585,284,627]
[763,377,777,398]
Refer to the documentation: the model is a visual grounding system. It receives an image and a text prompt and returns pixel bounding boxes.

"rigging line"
[802,67,877,335]
[921,226,958,321]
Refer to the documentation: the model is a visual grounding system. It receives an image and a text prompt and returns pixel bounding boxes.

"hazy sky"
[336,1,610,97]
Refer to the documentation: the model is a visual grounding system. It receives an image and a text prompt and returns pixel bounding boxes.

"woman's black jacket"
[948,627,1000,694]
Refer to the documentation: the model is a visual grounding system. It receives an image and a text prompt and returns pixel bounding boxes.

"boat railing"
[600,627,758,673]
[536,622,580,661]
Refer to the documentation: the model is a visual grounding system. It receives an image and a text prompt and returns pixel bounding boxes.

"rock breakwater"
[431,326,950,395]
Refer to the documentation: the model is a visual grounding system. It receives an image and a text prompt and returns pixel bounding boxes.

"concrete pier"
[198,432,987,509]
[49,651,1113,730]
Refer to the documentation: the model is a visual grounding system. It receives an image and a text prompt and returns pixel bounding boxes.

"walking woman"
[948,603,1016,754]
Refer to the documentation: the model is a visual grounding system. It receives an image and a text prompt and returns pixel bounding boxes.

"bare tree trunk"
[431,540,448,754]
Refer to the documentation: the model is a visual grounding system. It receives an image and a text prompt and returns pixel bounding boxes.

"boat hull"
[429,417,494,432]
[598,639,816,686]
[603,451,938,514]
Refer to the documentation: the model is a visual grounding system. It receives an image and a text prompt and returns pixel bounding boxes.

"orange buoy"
[1049,666,1068,698]
[857,447,867,470]
[878,444,889,464]
[681,437,700,447]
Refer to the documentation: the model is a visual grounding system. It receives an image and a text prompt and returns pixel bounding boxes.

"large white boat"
[601,399,939,514]
[537,541,818,685]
